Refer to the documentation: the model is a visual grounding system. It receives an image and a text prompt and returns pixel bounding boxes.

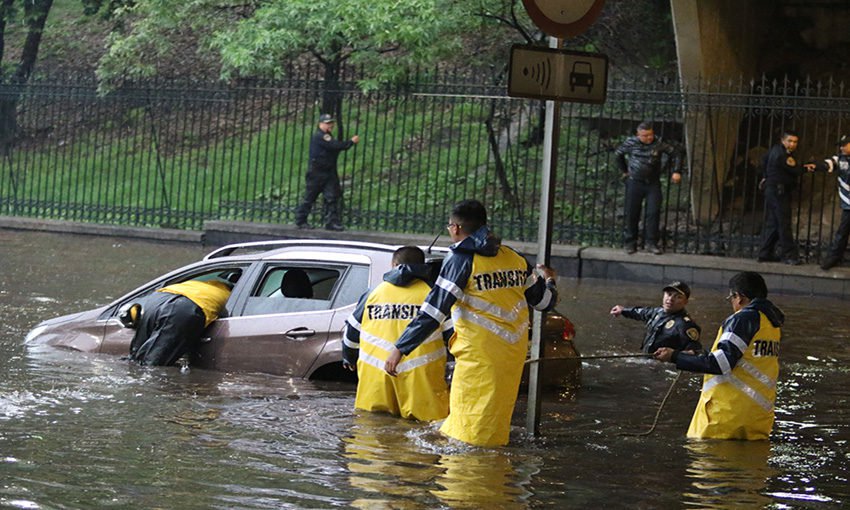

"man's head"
[636,121,655,145]
[781,130,799,152]
[661,281,690,313]
[838,135,850,156]
[318,113,335,132]
[726,271,767,311]
[447,199,488,242]
[392,246,425,267]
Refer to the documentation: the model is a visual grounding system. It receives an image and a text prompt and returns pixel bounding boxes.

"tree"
[97,0,467,124]
[0,0,54,151]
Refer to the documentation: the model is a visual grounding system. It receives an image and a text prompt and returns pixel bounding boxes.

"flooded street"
[1,230,848,509]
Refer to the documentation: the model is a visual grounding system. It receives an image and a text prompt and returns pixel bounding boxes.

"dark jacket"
[621,306,702,353]
[762,143,803,190]
[614,136,681,183]
[308,128,354,171]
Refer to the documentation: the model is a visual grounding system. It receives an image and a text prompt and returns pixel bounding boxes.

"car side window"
[331,264,369,308]
[241,265,342,316]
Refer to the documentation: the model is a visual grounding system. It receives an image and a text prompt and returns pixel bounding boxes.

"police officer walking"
[294,113,360,231]
[614,122,683,255]
[756,130,814,265]
[610,281,702,354]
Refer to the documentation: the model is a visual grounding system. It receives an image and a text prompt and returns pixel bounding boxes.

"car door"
[196,262,360,377]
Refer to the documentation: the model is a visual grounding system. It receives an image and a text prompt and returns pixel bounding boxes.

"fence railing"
[0,70,847,263]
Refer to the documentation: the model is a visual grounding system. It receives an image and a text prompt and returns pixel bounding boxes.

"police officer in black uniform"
[610,281,702,354]
[756,130,814,265]
[614,122,683,255]
[811,135,850,270]
[294,113,360,231]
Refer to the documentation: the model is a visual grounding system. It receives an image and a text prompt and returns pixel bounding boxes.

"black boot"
[820,255,841,271]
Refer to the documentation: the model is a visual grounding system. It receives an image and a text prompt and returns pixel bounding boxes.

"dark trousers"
[826,209,850,260]
[624,179,662,247]
[294,168,341,227]
[129,293,206,366]
[758,183,798,260]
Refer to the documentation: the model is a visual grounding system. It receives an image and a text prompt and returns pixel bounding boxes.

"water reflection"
[682,439,775,508]
[430,449,537,509]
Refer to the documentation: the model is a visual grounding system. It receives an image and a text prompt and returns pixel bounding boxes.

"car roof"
[203,239,449,263]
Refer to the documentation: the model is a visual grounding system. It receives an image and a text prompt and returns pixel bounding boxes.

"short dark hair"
[781,130,799,140]
[450,199,488,234]
[637,121,654,132]
[729,271,768,300]
[392,246,424,266]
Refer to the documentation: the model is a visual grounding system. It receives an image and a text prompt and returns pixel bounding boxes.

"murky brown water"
[1,230,847,509]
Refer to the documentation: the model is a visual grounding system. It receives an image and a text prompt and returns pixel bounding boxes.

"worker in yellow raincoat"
[655,271,783,440]
[343,246,453,421]
[126,277,237,366]
[385,199,558,447]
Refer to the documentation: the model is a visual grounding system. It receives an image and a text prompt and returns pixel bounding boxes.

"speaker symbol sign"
[508,45,607,104]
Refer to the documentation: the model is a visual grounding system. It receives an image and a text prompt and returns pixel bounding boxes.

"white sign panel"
[508,45,608,104]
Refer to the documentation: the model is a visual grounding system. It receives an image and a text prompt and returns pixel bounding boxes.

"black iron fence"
[0,70,847,262]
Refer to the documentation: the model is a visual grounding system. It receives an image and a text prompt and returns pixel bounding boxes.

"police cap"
[318,113,335,124]
[663,281,690,299]
[838,135,850,147]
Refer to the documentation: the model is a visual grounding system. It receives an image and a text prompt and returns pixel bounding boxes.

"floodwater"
[1,230,848,509]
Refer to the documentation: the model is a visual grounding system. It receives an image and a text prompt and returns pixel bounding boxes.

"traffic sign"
[508,45,608,104]
[521,0,606,38]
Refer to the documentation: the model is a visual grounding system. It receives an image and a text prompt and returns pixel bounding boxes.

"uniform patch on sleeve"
[687,328,700,340]
[323,134,332,141]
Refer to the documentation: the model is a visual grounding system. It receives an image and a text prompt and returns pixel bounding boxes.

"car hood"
[35,306,107,328]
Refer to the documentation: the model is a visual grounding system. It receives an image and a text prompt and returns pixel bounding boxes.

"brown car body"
[25,240,580,387]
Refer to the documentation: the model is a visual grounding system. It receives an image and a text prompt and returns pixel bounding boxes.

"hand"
[536,263,556,281]
[351,135,360,144]
[343,361,356,372]
[671,172,682,184]
[610,305,624,317]
[384,347,402,376]
[758,178,766,191]
[804,163,816,172]
[654,347,674,362]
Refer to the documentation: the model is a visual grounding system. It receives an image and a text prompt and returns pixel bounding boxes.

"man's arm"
[316,134,355,152]
[657,311,758,374]
[619,306,655,322]
[613,139,630,175]
[342,290,369,370]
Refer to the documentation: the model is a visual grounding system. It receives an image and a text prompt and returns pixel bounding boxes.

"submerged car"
[25,240,580,387]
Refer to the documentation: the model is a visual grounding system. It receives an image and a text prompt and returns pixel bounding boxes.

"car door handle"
[283,327,316,340]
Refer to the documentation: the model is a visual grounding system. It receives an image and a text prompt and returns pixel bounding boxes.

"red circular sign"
[521,0,606,38]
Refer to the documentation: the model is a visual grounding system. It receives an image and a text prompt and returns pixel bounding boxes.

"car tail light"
[562,317,576,341]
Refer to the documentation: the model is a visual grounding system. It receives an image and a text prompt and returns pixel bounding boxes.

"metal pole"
[526,36,561,438]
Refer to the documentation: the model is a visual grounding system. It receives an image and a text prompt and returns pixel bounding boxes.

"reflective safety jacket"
[675,298,784,440]
[343,264,452,421]
[614,136,681,183]
[158,280,232,327]
[394,227,558,446]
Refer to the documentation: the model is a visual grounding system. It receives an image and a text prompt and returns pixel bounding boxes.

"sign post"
[514,0,607,439]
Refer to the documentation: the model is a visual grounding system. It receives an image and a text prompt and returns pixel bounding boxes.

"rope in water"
[524,353,681,437]
[618,371,682,437]
[524,353,654,364]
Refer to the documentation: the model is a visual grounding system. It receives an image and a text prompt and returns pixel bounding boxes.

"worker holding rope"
[654,271,783,440]
[610,281,702,353]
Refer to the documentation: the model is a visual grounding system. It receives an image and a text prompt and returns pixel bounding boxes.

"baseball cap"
[837,135,850,147]
[318,113,335,123]
[663,281,690,298]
